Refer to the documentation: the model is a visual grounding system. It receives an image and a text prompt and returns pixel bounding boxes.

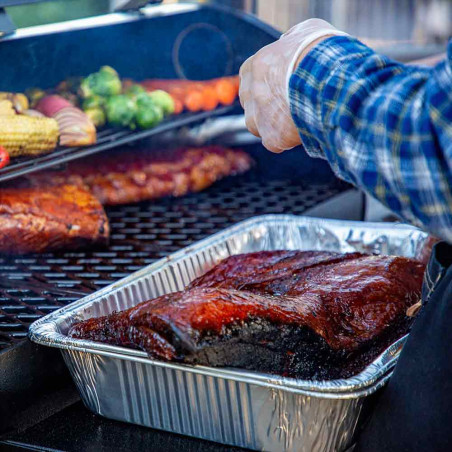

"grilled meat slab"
[28,146,252,205]
[69,251,425,379]
[0,184,109,254]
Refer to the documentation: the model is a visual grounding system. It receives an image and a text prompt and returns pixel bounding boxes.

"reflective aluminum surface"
[29,215,427,451]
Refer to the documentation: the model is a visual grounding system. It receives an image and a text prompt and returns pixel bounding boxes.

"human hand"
[239,19,347,153]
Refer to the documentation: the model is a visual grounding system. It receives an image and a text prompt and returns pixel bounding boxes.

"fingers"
[238,37,301,153]
[244,101,260,137]
[261,138,285,154]
[239,56,260,137]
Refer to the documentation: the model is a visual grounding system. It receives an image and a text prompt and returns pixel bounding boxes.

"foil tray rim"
[29,214,426,397]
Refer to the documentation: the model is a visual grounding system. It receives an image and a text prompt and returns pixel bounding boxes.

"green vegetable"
[124,84,146,99]
[133,92,163,129]
[135,103,164,129]
[105,95,136,127]
[85,107,106,128]
[100,65,119,77]
[80,69,122,98]
[147,90,175,115]
[135,92,153,108]
[82,95,104,111]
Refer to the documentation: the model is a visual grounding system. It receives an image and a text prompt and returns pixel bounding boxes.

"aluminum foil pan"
[29,215,428,452]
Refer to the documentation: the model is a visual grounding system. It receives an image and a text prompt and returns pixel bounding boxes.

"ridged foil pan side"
[62,347,387,452]
[29,215,428,451]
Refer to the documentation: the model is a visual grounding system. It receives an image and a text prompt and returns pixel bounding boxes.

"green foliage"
[7,0,110,28]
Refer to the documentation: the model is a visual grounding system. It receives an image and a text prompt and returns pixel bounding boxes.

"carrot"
[189,82,219,111]
[228,75,240,94]
[172,97,184,114]
[201,85,219,110]
[163,86,185,114]
[210,78,236,106]
[140,79,191,91]
[138,77,239,112]
[184,87,204,112]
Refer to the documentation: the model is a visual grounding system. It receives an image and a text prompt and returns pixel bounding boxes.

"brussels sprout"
[82,95,104,111]
[99,66,119,77]
[147,90,175,115]
[135,92,154,108]
[105,95,136,127]
[80,70,122,98]
[85,107,106,128]
[124,84,146,99]
[135,103,164,129]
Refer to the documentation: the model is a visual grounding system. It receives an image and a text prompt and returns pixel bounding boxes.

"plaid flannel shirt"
[289,36,452,242]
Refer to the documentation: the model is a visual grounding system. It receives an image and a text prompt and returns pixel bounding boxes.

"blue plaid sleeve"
[289,36,452,242]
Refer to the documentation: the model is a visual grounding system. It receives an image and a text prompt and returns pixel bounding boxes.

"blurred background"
[8,0,451,47]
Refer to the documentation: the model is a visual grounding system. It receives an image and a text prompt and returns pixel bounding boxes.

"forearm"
[289,37,452,241]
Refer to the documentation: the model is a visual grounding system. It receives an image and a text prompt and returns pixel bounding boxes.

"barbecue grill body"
[0,3,360,434]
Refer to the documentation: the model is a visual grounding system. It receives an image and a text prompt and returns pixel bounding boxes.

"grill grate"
[0,172,347,352]
[0,103,238,184]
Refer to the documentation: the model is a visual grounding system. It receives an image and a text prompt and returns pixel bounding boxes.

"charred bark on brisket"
[69,251,425,380]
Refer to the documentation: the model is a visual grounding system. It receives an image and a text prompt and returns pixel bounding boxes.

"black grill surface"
[0,173,347,353]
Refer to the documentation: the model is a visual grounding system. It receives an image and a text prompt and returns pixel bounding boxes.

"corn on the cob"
[0,100,15,116]
[0,115,59,156]
[0,92,29,113]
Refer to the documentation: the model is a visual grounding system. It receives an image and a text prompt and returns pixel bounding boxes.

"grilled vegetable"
[147,90,175,115]
[184,88,204,112]
[100,65,119,77]
[35,94,72,117]
[0,100,15,116]
[0,92,29,113]
[80,68,122,98]
[105,95,136,128]
[58,91,79,106]
[135,103,163,129]
[138,77,239,112]
[210,77,238,105]
[82,95,104,111]
[84,107,106,128]
[23,109,45,118]
[0,146,10,169]
[134,92,164,129]
[124,84,146,98]
[36,95,96,147]
[0,115,59,157]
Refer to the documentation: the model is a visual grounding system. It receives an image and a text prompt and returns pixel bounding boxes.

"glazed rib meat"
[0,184,109,254]
[69,251,425,379]
[28,146,252,205]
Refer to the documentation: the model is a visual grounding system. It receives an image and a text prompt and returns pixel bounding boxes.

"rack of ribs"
[69,250,425,379]
[28,146,253,206]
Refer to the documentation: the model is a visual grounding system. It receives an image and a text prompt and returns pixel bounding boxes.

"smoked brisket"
[0,184,109,254]
[69,251,425,379]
